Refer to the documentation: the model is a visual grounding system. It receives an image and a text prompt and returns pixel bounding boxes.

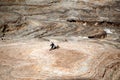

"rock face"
[0,0,120,22]
[0,0,120,40]
[0,40,120,80]
[0,0,120,80]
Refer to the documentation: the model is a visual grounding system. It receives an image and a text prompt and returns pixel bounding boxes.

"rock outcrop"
[0,40,120,80]
[0,0,120,22]
[0,0,120,80]
[0,0,120,40]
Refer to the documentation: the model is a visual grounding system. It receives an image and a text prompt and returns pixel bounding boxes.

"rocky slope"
[0,0,120,40]
[0,0,120,22]
[0,0,120,80]
[0,40,120,80]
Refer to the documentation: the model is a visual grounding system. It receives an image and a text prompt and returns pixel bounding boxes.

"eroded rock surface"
[0,0,120,80]
[0,0,120,41]
[0,40,120,80]
[0,0,120,22]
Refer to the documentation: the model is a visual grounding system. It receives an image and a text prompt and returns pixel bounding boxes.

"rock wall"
[0,1,120,80]
[0,0,120,40]
[0,0,120,23]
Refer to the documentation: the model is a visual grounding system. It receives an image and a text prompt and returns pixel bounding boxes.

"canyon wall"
[0,0,120,80]
[0,0,120,40]
[0,0,120,23]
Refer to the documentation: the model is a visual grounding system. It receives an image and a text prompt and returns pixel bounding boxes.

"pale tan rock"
[0,1,120,80]
[0,40,119,80]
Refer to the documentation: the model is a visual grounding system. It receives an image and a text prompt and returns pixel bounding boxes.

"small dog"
[49,42,60,51]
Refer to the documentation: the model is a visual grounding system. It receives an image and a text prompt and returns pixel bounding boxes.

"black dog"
[49,42,59,51]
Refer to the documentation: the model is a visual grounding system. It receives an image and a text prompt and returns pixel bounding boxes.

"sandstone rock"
[0,0,120,22]
[0,40,119,80]
[0,0,120,80]
[0,0,119,40]
[88,29,107,39]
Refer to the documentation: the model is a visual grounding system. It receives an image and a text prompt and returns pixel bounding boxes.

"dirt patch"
[50,49,86,69]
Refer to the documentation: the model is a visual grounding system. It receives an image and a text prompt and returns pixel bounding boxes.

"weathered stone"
[0,40,120,80]
[0,0,120,22]
[0,0,120,80]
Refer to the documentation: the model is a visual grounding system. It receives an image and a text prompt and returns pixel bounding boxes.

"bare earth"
[0,39,119,80]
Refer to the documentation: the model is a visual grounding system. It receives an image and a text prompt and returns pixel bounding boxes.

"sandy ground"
[0,39,120,80]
